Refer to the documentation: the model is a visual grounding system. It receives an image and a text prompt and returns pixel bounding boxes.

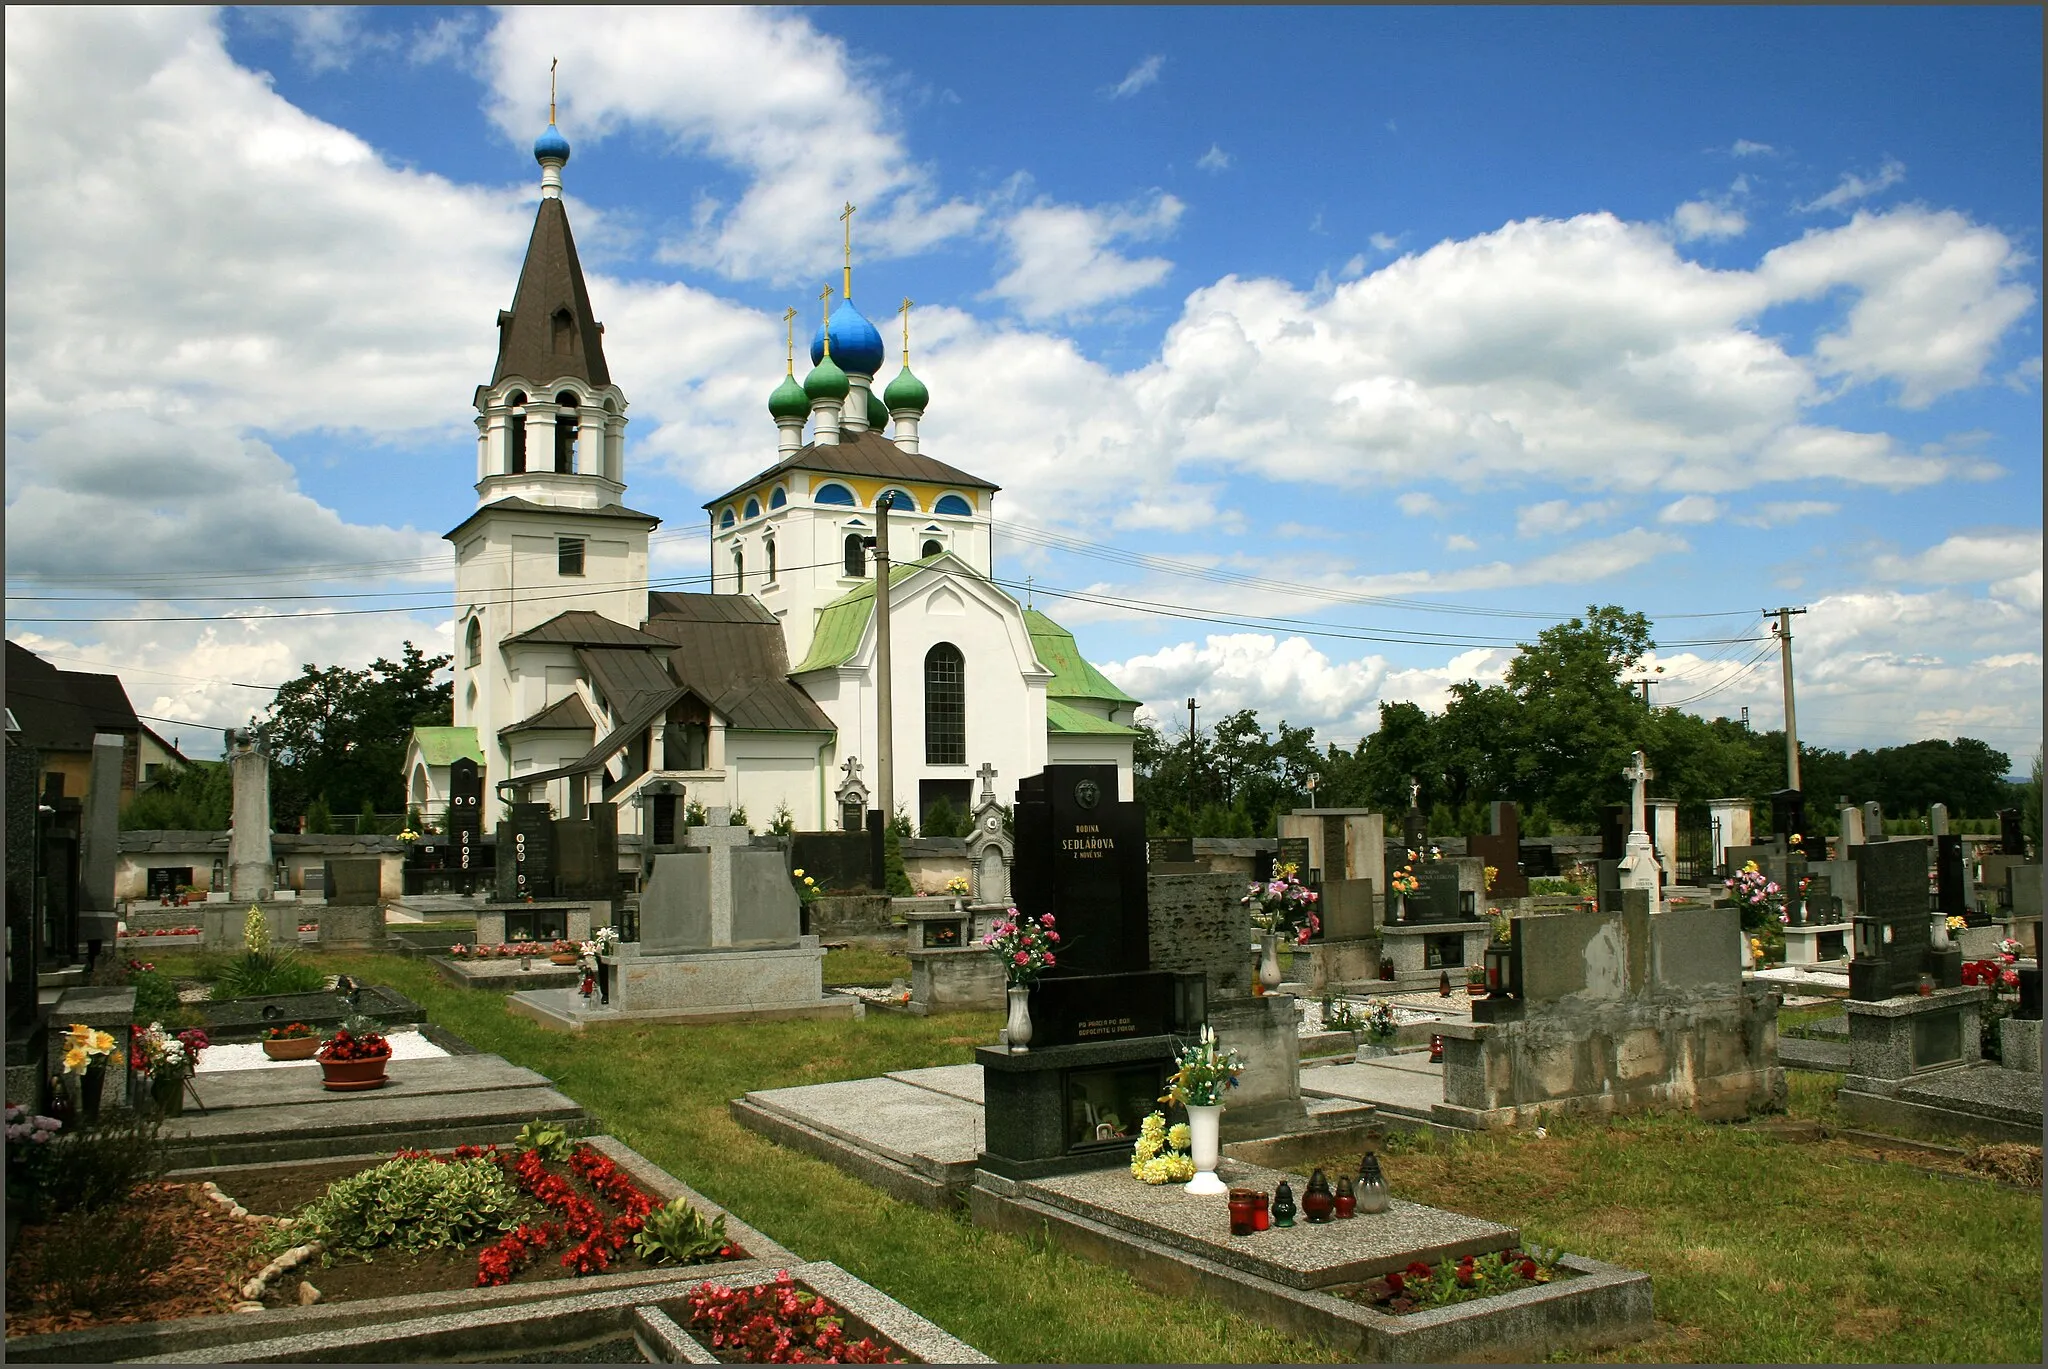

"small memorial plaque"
[1424,933,1466,969]
[1911,1011,1963,1070]
[1277,835,1312,875]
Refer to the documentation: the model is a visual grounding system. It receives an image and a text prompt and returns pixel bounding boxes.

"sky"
[5,6,2042,772]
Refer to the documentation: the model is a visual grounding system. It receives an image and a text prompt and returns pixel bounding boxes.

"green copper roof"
[882,364,929,413]
[769,373,810,421]
[790,558,939,674]
[1024,609,1139,705]
[407,726,484,767]
[1046,698,1139,735]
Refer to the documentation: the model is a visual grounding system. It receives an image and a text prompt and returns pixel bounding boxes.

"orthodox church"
[403,115,1139,844]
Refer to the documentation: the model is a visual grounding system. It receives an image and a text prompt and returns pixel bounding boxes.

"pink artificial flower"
[1041,914,1055,925]
[1013,951,1029,965]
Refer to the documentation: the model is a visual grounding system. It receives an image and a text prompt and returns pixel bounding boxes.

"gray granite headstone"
[81,733,123,913]
[227,733,275,902]
[640,851,712,954]
[730,846,802,945]
[322,858,381,906]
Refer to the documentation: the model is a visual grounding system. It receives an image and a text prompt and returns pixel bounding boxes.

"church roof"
[492,196,610,388]
[575,647,677,717]
[442,496,661,543]
[1024,610,1139,706]
[789,558,941,674]
[705,429,997,510]
[505,610,672,649]
[498,694,597,737]
[642,593,835,733]
[1046,698,1139,736]
[406,726,483,767]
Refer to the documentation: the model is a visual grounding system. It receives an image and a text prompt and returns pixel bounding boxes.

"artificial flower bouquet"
[1725,861,1786,922]
[1242,862,1322,945]
[132,1021,207,1079]
[790,867,820,906]
[61,1023,122,1076]
[982,908,1059,986]
[1162,1025,1244,1109]
[1129,1111,1196,1184]
[263,1021,316,1041]
[593,926,621,955]
[1361,999,1400,1045]
[945,875,972,898]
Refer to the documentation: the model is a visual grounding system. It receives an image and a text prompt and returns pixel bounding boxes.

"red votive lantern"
[1253,1192,1271,1231]
[1334,1174,1357,1219]
[1227,1188,1260,1237]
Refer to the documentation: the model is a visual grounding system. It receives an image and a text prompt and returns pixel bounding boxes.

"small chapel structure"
[402,113,1139,853]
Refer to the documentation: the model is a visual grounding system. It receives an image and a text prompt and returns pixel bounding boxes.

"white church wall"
[722,734,830,831]
[1046,736,1137,801]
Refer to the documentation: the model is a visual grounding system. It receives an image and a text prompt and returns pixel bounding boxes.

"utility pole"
[873,493,896,830]
[1763,606,1807,791]
[1186,696,1200,808]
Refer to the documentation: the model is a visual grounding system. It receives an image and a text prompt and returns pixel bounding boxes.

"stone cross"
[840,756,862,784]
[976,761,998,803]
[1623,751,1654,837]
[1408,777,1421,809]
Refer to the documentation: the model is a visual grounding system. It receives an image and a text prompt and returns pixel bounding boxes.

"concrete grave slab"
[885,1062,986,1104]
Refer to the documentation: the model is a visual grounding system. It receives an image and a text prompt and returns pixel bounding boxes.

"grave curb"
[6,1135,796,1365]
[505,989,862,1032]
[727,1095,965,1210]
[1836,1085,2045,1145]
[966,1173,1653,1363]
[128,1262,991,1365]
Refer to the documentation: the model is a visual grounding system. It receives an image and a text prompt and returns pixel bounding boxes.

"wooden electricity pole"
[1764,606,1807,791]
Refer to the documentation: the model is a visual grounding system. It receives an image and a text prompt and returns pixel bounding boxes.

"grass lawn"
[160,951,2042,1364]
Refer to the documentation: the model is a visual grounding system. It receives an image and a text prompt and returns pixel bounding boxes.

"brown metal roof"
[575,647,677,717]
[643,595,835,733]
[506,610,672,649]
[6,641,140,753]
[442,496,662,543]
[705,429,998,510]
[498,693,597,737]
[492,197,609,388]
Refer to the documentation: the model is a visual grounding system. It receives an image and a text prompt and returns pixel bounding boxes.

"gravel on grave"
[196,1027,449,1074]
[1297,994,1464,1036]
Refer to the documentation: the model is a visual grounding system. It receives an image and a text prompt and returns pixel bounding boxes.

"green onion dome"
[882,364,929,414]
[769,373,810,422]
[866,387,889,431]
[803,353,849,402]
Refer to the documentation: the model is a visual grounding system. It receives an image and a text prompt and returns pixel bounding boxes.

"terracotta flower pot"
[549,953,579,966]
[263,1036,320,1061]
[320,1056,390,1091]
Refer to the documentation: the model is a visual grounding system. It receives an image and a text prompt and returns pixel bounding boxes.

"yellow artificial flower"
[792,868,806,879]
[62,1045,90,1074]
[90,1030,116,1054]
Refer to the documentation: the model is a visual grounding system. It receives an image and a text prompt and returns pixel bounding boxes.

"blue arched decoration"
[719,507,737,529]
[744,497,761,520]
[815,483,856,506]
[934,493,973,517]
[879,487,918,512]
[768,487,788,509]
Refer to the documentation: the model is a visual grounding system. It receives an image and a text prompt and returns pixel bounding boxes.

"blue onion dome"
[882,364,929,414]
[866,387,889,431]
[769,373,810,422]
[533,123,572,165]
[803,353,849,402]
[808,298,886,376]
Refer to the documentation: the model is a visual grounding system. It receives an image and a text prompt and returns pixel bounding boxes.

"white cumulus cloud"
[986,193,1183,321]
[1799,157,1907,213]
[1673,198,1747,242]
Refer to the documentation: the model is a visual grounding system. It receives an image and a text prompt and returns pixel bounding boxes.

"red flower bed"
[686,1270,906,1363]
[317,1028,391,1062]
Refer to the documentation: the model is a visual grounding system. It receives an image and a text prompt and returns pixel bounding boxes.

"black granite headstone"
[1012,765,1148,979]
[1802,873,1838,925]
[1518,842,1559,877]
[498,802,556,901]
[1276,836,1312,879]
[1999,807,2027,859]
[1849,838,1957,1001]
[1599,805,1629,862]
[447,758,483,834]
[1770,788,1807,853]
[1934,834,1971,923]
[2017,964,2041,1022]
[1410,862,1463,924]
[146,867,192,899]
[1401,804,1427,854]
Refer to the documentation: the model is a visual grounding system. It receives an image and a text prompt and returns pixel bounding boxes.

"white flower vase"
[1258,931,1284,993]
[1005,985,1033,1054]
[1185,1103,1227,1195]
[1931,916,1951,950]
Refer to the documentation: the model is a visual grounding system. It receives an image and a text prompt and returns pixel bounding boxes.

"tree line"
[1136,605,2038,842]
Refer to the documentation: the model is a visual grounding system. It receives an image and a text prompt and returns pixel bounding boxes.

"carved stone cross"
[840,756,862,783]
[1623,751,1654,835]
[976,761,998,800]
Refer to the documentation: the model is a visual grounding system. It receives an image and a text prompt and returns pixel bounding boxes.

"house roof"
[506,610,672,649]
[498,694,597,737]
[5,641,141,753]
[1046,698,1140,736]
[491,196,610,389]
[407,726,484,766]
[643,594,834,733]
[706,428,998,509]
[1025,610,1139,706]
[576,647,676,717]
[443,496,661,543]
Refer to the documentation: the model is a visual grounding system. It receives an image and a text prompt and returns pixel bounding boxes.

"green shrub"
[883,827,913,897]
[633,1196,730,1265]
[211,948,327,1000]
[131,968,182,1022]
[515,1118,574,1162]
[290,1155,523,1258]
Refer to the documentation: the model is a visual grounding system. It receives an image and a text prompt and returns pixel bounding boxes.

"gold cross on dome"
[782,307,798,374]
[818,285,834,357]
[549,58,558,124]
[898,298,914,363]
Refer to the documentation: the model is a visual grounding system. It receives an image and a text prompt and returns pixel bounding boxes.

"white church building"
[403,116,1138,846]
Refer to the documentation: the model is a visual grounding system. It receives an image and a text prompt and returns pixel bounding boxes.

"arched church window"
[925,643,966,765]
[766,539,778,581]
[843,533,866,579]
[744,497,761,520]
[934,494,973,517]
[554,392,578,473]
[720,507,737,529]
[551,308,574,356]
[879,488,917,512]
[465,618,482,668]
[733,547,745,592]
[921,540,943,560]
[815,483,856,506]
[507,392,527,474]
[769,487,788,509]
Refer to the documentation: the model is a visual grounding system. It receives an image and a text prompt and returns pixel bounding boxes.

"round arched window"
[934,494,973,517]
[815,483,856,506]
[924,643,965,765]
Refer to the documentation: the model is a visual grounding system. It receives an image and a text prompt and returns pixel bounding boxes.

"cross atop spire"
[782,307,798,375]
[839,202,857,299]
[549,57,558,124]
[818,284,835,358]
[898,297,914,364]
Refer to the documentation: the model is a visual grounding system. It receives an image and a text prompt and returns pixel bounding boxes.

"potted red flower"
[317,1018,393,1090]
[262,1021,320,1061]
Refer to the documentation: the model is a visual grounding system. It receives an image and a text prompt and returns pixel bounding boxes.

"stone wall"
[1147,872,1252,1000]
[810,893,895,937]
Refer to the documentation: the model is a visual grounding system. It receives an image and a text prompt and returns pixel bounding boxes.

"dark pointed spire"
[492,197,610,388]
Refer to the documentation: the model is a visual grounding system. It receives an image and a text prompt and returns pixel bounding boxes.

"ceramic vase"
[1185,1103,1228,1195]
[1005,985,1033,1054]
[1258,932,1284,993]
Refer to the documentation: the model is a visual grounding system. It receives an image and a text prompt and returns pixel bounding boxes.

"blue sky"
[5,6,2041,767]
